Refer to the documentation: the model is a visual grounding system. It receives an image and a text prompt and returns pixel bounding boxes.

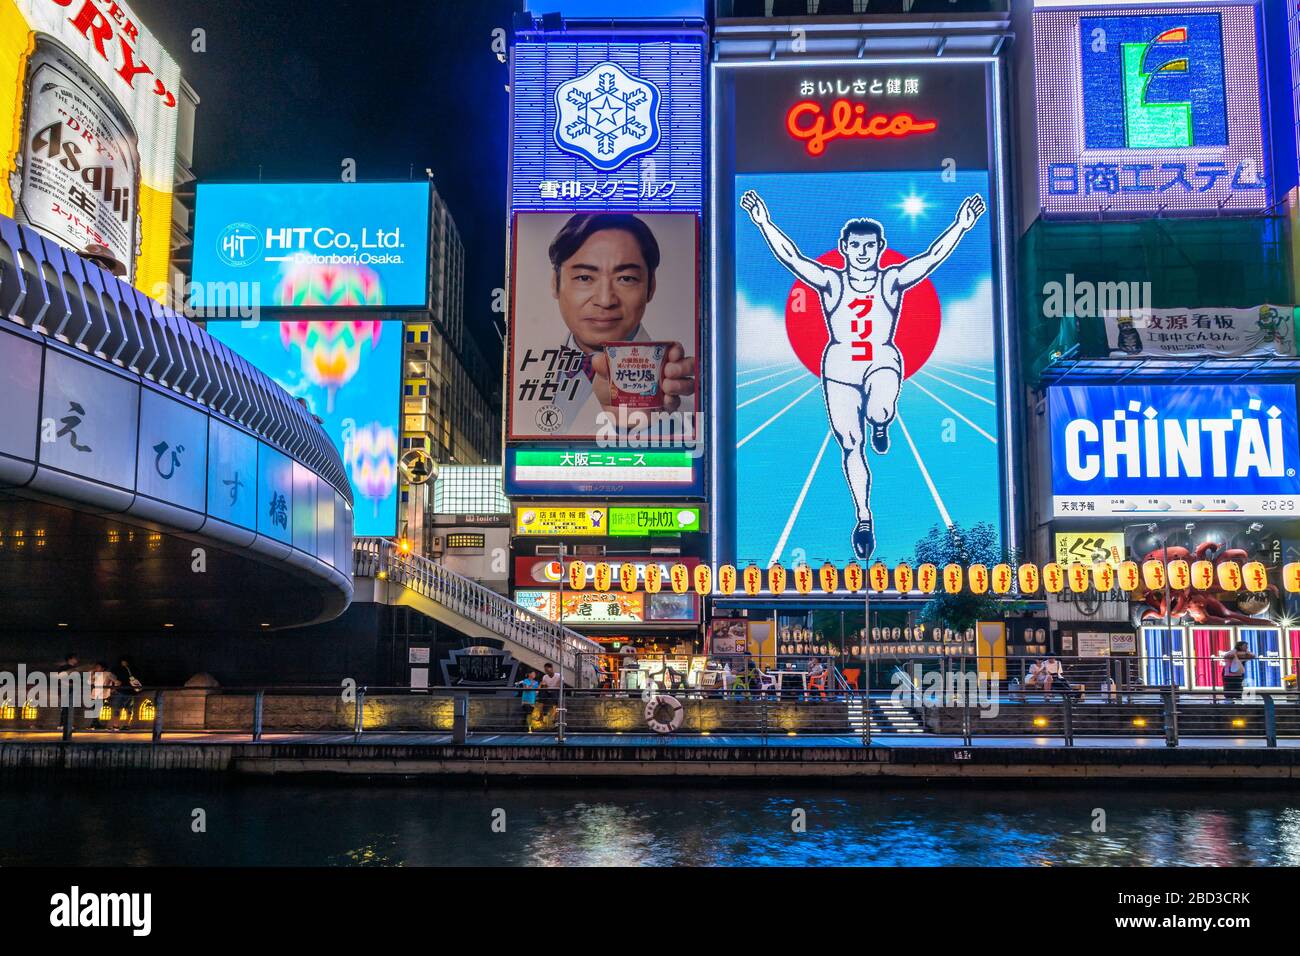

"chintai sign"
[1048,383,1300,517]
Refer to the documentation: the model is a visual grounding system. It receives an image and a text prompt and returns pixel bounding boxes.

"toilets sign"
[1048,384,1300,517]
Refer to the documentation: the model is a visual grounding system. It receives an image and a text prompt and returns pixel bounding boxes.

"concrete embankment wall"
[4,741,1300,783]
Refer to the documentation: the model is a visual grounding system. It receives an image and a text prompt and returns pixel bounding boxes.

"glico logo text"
[785,100,937,156]
[1062,398,1289,483]
[1080,13,1228,150]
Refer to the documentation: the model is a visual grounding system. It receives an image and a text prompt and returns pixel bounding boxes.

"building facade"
[400,181,502,550]
[495,0,1300,691]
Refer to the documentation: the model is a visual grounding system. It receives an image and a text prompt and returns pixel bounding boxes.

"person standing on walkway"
[91,663,118,731]
[539,663,562,723]
[52,652,84,729]
[1222,642,1254,702]
[108,657,142,731]
[517,671,539,731]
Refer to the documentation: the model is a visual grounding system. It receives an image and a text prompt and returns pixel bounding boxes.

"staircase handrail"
[353,537,602,682]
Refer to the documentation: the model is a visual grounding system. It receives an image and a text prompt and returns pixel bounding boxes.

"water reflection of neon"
[279,320,383,412]
[346,422,398,518]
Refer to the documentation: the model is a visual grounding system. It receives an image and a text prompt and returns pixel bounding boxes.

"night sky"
[129,0,519,362]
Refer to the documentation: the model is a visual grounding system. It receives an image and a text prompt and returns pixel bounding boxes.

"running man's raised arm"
[892,195,986,291]
[739,190,837,293]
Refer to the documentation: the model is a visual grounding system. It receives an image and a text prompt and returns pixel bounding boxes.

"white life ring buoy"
[644,694,684,734]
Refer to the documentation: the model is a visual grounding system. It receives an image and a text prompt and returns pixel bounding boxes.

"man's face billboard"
[552,226,657,352]
[508,211,698,442]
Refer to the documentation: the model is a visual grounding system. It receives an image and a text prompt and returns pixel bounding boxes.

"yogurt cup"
[604,341,671,410]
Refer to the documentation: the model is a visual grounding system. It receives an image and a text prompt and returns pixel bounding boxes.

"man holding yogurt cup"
[545,213,696,432]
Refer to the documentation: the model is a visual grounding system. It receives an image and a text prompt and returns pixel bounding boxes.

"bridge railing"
[353,537,602,683]
[3,684,1299,746]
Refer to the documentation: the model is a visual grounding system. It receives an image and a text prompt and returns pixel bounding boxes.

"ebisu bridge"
[0,213,597,683]
[0,212,354,634]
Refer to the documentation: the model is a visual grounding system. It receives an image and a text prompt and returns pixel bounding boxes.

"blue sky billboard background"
[732,168,1000,568]
[208,320,401,537]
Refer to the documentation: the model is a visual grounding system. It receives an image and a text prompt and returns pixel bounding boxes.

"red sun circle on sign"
[784,249,941,379]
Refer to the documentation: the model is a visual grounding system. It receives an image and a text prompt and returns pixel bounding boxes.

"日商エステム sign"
[1033,4,1269,217]
[1048,384,1300,517]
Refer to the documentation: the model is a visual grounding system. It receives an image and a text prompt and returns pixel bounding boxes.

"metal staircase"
[353,537,603,686]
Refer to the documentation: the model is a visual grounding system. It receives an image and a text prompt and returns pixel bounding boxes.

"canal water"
[2,780,1297,866]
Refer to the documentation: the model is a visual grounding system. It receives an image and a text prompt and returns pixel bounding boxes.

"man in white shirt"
[1222,641,1254,702]
[539,662,562,720]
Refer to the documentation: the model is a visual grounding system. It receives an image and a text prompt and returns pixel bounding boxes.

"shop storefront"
[512,554,704,687]
[1140,624,1298,690]
[1036,381,1300,690]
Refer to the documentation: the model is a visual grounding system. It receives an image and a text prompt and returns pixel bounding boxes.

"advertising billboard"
[207,320,401,536]
[514,554,701,586]
[1053,531,1125,567]
[508,211,699,442]
[713,59,1010,569]
[511,38,704,212]
[1048,383,1300,518]
[608,505,700,535]
[0,0,182,295]
[192,182,431,309]
[504,447,703,497]
[1104,304,1294,359]
[516,590,645,625]
[513,505,607,536]
[514,589,698,624]
[1034,4,1270,217]
[524,1,705,17]
[511,504,700,535]
[1292,2,1300,187]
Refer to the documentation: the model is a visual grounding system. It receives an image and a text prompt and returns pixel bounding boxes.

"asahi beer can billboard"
[0,0,183,295]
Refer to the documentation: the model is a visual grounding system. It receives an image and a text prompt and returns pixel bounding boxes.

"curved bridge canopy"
[0,214,354,631]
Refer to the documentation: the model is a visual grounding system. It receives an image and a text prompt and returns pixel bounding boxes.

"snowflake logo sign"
[554,61,662,172]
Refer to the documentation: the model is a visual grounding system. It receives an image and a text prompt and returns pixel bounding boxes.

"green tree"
[911,522,1022,633]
